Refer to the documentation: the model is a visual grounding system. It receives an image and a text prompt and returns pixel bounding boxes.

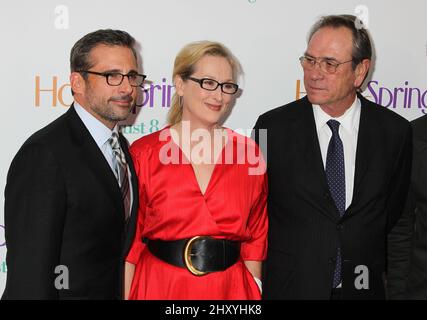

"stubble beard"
[86,89,134,125]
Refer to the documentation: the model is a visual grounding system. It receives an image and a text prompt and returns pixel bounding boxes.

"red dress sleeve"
[241,144,268,261]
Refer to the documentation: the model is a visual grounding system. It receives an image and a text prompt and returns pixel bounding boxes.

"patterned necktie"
[325,119,345,288]
[108,132,131,221]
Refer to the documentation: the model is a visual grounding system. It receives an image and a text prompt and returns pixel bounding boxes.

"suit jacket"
[254,94,411,299]
[2,104,138,299]
[388,114,427,299]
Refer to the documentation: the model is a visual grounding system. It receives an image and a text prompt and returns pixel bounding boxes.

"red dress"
[126,127,268,300]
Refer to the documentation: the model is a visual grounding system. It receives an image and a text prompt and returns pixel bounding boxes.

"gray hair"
[308,14,372,69]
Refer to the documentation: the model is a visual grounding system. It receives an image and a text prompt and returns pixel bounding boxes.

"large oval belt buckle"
[184,236,208,276]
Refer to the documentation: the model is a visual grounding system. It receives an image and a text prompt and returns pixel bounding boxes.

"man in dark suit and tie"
[2,29,144,299]
[388,114,427,299]
[254,15,411,299]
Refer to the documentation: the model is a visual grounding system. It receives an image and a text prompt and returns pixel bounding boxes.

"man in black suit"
[388,115,427,299]
[2,29,144,299]
[254,15,411,299]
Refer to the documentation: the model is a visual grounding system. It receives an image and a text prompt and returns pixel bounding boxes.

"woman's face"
[175,55,235,128]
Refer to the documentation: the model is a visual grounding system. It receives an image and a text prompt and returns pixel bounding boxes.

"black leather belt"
[144,236,241,276]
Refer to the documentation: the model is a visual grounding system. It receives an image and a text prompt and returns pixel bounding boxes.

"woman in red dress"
[124,41,268,300]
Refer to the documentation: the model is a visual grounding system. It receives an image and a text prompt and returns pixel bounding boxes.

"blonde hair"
[167,41,243,125]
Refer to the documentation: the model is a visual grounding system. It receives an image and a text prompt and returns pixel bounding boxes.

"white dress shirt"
[312,97,361,211]
[74,102,133,216]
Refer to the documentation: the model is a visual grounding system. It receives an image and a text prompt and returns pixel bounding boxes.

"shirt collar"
[312,96,360,134]
[74,102,118,148]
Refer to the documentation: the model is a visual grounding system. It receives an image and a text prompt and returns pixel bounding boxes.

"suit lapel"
[295,98,340,221]
[346,95,378,214]
[66,104,124,216]
[294,96,379,219]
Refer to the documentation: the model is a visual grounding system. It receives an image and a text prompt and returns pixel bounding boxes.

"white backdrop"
[1,0,426,295]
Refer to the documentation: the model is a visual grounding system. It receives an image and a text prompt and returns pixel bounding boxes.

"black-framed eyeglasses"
[78,70,147,87]
[299,56,353,74]
[187,77,239,94]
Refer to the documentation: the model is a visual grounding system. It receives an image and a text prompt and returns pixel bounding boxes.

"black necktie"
[325,120,345,288]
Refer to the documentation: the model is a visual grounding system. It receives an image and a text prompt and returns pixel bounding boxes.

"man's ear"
[70,72,85,95]
[354,59,370,88]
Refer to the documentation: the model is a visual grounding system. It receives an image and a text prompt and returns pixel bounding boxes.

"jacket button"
[323,191,330,200]
[328,257,336,264]
[337,224,343,231]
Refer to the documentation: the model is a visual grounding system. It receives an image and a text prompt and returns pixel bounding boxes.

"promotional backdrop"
[1,0,426,294]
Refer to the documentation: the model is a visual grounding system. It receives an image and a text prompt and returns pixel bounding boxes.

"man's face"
[72,44,138,129]
[303,26,368,115]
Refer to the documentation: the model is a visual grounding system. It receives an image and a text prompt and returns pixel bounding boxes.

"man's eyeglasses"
[299,56,353,74]
[78,70,147,87]
[187,77,239,94]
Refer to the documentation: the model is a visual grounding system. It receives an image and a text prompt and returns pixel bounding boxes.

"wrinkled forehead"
[88,44,138,71]
[192,55,234,79]
[306,27,353,60]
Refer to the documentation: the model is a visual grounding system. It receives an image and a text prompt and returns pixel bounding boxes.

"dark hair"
[308,14,372,69]
[70,29,137,76]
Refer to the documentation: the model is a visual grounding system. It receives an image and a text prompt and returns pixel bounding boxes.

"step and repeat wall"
[1,0,426,294]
